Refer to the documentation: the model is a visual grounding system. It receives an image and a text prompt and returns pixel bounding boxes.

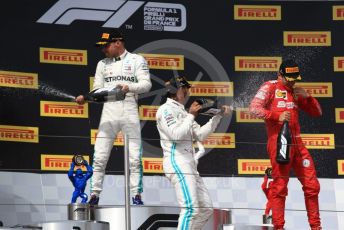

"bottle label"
[279,135,288,159]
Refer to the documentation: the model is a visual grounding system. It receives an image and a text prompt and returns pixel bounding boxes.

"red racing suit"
[249,79,322,229]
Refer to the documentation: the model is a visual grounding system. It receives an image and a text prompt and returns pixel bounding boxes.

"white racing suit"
[91,50,151,196]
[156,98,222,230]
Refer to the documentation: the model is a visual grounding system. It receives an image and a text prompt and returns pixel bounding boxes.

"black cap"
[165,76,191,93]
[279,59,302,81]
[95,30,124,47]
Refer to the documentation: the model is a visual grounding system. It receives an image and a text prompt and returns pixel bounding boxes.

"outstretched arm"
[192,105,233,142]
[192,115,222,142]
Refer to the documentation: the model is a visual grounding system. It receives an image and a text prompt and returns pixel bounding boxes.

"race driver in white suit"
[156,76,231,229]
[76,30,151,205]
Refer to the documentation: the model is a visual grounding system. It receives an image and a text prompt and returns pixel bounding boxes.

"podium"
[0,221,109,230]
[0,227,41,230]
[92,205,231,230]
[38,220,109,230]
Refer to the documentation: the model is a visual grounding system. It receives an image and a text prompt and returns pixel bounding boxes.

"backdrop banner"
[0,0,343,179]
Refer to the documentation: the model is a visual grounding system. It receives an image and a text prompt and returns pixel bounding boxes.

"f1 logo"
[37,0,187,31]
[37,0,144,28]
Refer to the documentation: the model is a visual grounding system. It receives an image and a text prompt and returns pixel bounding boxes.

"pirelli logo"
[238,159,271,175]
[338,160,344,175]
[235,56,282,71]
[334,57,344,72]
[333,6,344,20]
[0,125,39,143]
[283,31,331,46]
[234,5,281,20]
[40,47,87,65]
[202,133,235,148]
[236,108,263,123]
[90,129,123,146]
[140,105,158,121]
[0,70,38,89]
[301,134,335,149]
[40,101,88,118]
[140,53,184,70]
[335,108,344,123]
[142,157,163,173]
[295,82,332,97]
[41,154,90,171]
[189,81,233,97]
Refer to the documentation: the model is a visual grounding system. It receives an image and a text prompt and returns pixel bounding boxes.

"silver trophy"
[72,154,85,166]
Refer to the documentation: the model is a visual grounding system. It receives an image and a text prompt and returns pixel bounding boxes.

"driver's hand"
[75,95,85,105]
[293,87,309,98]
[189,101,201,117]
[221,105,232,116]
[118,84,129,93]
[279,111,291,122]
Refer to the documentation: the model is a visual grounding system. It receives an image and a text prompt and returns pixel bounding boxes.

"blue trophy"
[68,155,93,203]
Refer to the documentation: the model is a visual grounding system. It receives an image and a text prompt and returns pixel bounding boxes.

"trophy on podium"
[67,154,93,220]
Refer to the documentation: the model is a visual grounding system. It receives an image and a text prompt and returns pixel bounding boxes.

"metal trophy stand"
[68,203,91,221]
[124,135,131,230]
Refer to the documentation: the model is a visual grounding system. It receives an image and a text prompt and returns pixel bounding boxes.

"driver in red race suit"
[249,59,322,230]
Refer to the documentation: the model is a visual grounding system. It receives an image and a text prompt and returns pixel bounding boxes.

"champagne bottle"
[84,87,126,103]
[195,98,224,116]
[276,120,291,164]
